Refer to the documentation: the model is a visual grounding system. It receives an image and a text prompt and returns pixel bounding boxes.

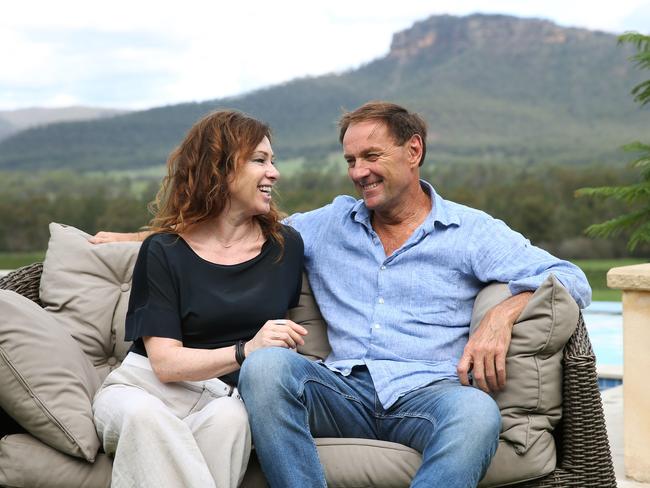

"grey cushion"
[317,438,421,487]
[0,290,101,462]
[290,272,331,360]
[0,434,111,488]
[39,223,141,381]
[241,438,421,488]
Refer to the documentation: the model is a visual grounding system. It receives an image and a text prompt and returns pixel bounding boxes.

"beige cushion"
[39,223,141,381]
[290,272,331,360]
[0,434,111,488]
[479,437,556,487]
[0,290,101,462]
[471,274,579,486]
[317,438,421,487]
[242,438,421,488]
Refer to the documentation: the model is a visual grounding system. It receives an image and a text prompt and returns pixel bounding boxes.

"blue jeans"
[239,348,501,488]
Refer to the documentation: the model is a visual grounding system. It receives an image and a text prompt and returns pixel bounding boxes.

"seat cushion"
[39,223,141,381]
[0,290,101,462]
[241,438,421,488]
[317,438,421,487]
[0,434,112,488]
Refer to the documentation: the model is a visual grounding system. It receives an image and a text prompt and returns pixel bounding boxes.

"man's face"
[342,120,417,213]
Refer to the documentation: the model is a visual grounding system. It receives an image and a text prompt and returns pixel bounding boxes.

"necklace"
[214,224,258,248]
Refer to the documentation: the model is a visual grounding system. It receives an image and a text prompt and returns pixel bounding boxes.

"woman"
[92,110,307,488]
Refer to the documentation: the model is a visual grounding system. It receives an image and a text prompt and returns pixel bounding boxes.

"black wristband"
[235,340,247,366]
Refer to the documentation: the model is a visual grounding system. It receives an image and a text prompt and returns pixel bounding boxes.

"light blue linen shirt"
[285,180,591,408]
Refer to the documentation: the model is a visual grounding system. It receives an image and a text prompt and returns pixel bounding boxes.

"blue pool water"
[583,302,623,389]
[583,301,623,367]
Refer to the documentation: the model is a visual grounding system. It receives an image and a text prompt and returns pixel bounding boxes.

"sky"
[1,0,649,111]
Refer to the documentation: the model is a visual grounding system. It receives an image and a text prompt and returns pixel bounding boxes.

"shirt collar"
[350,179,461,232]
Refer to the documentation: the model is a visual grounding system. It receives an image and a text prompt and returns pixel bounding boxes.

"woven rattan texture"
[0,262,43,306]
[0,263,617,487]
[513,315,616,487]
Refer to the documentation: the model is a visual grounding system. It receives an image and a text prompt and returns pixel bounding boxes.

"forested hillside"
[0,161,643,258]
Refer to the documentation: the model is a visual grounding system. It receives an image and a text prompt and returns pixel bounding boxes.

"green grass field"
[574,259,647,301]
[0,252,45,270]
[1,253,644,302]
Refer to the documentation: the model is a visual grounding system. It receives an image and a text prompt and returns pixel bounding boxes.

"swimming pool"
[583,301,622,389]
[583,301,623,367]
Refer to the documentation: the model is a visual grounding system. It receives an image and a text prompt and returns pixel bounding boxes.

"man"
[236,102,590,487]
[93,101,590,487]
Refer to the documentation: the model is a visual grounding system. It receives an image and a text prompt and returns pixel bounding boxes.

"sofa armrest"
[508,315,617,488]
[555,314,616,485]
[0,262,43,306]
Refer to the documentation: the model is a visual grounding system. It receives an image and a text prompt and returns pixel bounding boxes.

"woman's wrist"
[234,340,247,366]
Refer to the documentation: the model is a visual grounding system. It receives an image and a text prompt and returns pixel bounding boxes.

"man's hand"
[457,291,533,393]
[88,231,148,244]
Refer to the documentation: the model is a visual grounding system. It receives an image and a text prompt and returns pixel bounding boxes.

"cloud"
[621,2,650,32]
[1,0,649,109]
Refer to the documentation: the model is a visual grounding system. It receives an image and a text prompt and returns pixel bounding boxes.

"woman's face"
[227,136,280,217]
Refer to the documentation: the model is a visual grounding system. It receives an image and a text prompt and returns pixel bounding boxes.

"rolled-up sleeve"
[470,217,592,309]
[124,236,183,342]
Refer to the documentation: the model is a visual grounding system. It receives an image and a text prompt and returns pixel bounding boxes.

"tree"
[576,32,650,250]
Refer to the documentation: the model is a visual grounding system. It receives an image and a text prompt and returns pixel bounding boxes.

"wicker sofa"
[0,223,616,487]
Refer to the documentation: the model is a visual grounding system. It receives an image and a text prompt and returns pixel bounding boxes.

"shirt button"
[380,265,386,270]
[378,298,384,304]
[374,323,381,329]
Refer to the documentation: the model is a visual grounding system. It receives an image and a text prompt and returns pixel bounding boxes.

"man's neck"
[371,186,432,256]
[372,184,431,228]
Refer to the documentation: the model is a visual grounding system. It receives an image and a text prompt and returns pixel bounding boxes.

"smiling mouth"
[360,181,381,192]
[258,185,272,194]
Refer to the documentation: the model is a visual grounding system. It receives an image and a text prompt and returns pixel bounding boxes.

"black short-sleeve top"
[125,225,304,362]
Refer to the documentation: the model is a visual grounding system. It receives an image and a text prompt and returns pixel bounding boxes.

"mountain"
[0,14,647,171]
[0,106,129,142]
[0,118,13,142]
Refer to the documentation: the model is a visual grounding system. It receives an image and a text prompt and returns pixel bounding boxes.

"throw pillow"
[0,290,101,461]
[39,223,141,381]
[470,274,579,486]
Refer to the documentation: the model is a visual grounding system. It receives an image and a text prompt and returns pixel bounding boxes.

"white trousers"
[93,352,251,488]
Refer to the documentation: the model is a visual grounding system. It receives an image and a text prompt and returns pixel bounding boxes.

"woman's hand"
[245,319,308,356]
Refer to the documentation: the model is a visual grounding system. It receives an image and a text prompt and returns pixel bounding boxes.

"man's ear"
[407,134,424,168]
